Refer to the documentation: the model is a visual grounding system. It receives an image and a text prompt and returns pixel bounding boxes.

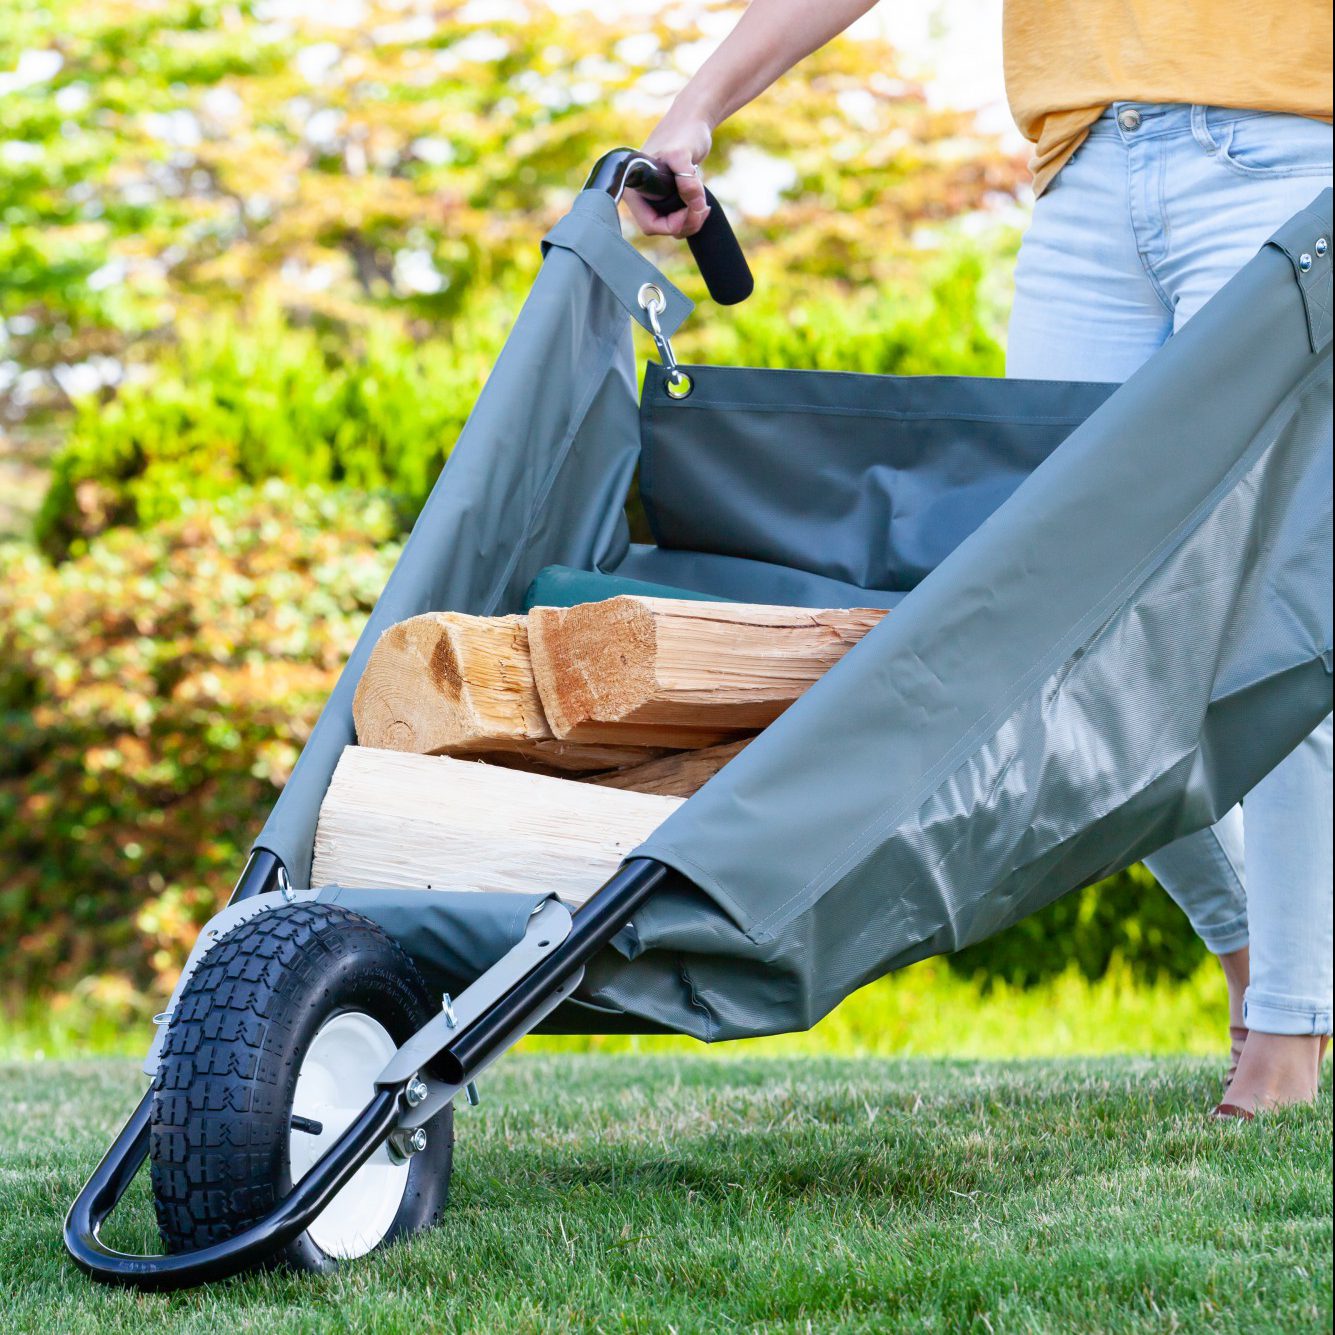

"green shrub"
[35,305,509,558]
[8,254,1211,1009]
[0,477,1205,1011]
[0,483,400,1004]
[681,252,1007,377]
[948,862,1208,988]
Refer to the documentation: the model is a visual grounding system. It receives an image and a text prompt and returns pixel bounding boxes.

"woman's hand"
[625,110,713,238]
[622,0,876,238]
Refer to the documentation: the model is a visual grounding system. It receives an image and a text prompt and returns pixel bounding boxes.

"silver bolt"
[388,1126,428,1160]
[441,993,458,1029]
[405,1076,429,1107]
[1316,237,1328,258]
[1299,253,1313,272]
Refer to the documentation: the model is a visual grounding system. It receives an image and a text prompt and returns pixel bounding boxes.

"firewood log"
[311,746,680,906]
[352,612,661,772]
[585,737,753,797]
[527,596,885,746]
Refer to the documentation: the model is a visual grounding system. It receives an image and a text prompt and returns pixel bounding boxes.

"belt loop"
[1191,105,1217,153]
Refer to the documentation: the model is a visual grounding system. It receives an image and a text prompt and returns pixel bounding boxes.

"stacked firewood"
[312,597,884,903]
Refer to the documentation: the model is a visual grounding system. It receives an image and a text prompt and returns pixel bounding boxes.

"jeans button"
[1117,107,1142,132]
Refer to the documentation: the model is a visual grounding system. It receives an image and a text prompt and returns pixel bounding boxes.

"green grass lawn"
[2,1055,1329,1333]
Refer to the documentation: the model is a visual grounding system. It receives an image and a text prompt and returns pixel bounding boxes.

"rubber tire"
[149,902,453,1273]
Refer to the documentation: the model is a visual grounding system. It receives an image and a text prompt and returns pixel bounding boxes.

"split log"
[585,737,753,797]
[311,746,680,906]
[352,612,661,773]
[528,596,886,746]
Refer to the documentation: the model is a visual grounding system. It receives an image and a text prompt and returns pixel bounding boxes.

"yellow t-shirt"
[1004,1,1334,193]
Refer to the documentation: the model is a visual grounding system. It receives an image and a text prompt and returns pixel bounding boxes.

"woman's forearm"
[630,0,879,236]
[673,0,881,130]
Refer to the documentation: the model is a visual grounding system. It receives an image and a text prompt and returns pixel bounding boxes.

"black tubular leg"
[65,1088,154,1245]
[438,858,686,1084]
[64,1087,402,1289]
[230,848,285,902]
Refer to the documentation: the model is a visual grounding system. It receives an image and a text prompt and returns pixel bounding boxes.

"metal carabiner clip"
[636,283,693,399]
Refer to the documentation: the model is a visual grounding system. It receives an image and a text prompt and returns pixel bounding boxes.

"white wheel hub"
[289,1010,411,1259]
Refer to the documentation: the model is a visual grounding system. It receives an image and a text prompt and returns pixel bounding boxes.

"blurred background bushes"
[0,484,401,1004]
[0,0,1208,1030]
[0,472,1207,1009]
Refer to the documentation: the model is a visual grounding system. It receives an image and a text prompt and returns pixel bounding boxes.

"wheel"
[149,902,452,1272]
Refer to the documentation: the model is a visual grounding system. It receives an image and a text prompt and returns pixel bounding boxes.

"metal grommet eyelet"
[1316,237,1329,258]
[1299,252,1313,272]
[665,370,693,400]
[636,282,666,315]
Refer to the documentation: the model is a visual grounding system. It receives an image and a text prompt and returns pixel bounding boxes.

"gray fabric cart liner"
[639,365,1117,593]
[257,187,1333,1042]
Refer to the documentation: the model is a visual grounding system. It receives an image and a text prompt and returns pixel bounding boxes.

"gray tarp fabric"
[260,187,1333,1042]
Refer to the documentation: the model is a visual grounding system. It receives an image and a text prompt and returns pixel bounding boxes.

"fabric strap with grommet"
[543,190,694,340]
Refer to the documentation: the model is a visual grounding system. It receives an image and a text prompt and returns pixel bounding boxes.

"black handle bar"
[586,148,754,305]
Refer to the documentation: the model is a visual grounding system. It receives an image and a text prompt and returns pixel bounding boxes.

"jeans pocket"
[1215,114,1334,179]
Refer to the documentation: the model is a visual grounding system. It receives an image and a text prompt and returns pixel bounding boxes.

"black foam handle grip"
[635,170,754,305]
[586,149,755,305]
[643,185,758,305]
[687,190,754,306]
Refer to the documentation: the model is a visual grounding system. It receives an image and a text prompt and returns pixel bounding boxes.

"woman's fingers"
[624,138,713,237]
[659,147,711,238]
[627,196,711,238]
[625,189,688,236]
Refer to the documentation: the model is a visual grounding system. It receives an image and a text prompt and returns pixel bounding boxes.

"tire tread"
[149,902,442,1256]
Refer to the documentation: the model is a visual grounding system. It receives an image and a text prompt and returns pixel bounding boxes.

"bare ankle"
[1217,946,1250,1030]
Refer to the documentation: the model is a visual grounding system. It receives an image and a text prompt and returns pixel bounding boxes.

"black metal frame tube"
[437,858,684,1084]
[63,1088,402,1289]
[231,847,285,902]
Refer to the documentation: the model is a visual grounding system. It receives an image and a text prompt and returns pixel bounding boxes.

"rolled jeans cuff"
[1243,989,1334,1036]
[1197,912,1249,958]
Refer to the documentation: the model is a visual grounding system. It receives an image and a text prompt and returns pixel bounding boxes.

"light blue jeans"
[1008,103,1334,1036]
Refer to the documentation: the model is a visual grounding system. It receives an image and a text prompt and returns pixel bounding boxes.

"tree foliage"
[2,0,1023,405]
[35,255,1007,555]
